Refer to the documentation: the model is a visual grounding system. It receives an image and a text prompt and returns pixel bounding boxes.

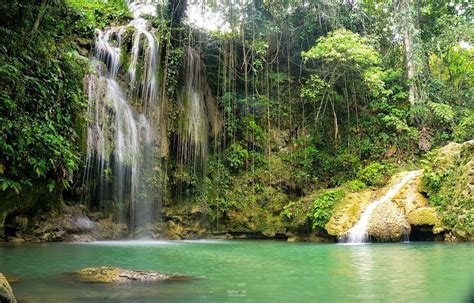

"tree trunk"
[398,0,418,106]
[32,0,48,33]
[404,26,416,106]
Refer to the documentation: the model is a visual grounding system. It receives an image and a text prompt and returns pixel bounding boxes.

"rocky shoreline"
[1,141,472,244]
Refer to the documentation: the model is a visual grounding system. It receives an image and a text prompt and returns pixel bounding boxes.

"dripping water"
[177,47,210,174]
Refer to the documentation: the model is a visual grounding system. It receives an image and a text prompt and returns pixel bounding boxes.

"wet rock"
[2,276,19,284]
[286,231,334,243]
[96,217,128,240]
[74,267,187,283]
[210,233,233,240]
[422,140,474,241]
[325,189,376,237]
[0,273,17,303]
[327,171,439,241]
[368,202,411,242]
[2,204,100,243]
[161,205,210,240]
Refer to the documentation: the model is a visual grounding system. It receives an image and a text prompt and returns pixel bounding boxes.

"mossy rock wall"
[422,140,474,241]
[0,181,62,239]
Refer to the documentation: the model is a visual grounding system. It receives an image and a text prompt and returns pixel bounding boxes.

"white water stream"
[341,170,421,243]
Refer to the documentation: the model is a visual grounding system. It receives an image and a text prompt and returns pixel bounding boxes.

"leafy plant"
[225,143,249,170]
[357,162,386,187]
[312,189,345,229]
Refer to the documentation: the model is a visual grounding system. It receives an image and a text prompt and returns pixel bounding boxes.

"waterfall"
[81,0,221,235]
[341,170,421,244]
[176,47,211,173]
[82,2,163,235]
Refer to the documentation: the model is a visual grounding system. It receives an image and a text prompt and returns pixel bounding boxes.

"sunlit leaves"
[302,29,381,67]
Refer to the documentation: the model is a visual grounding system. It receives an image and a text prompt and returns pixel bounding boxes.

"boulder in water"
[0,273,17,303]
[368,202,411,242]
[325,189,376,237]
[74,267,187,283]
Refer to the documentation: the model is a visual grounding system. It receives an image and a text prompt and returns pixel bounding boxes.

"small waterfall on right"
[341,170,421,244]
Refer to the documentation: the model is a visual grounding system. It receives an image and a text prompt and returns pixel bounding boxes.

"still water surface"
[0,240,472,302]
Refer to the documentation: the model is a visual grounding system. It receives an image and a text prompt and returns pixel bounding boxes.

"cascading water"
[341,170,421,244]
[82,1,163,236]
[82,0,221,236]
[177,47,210,172]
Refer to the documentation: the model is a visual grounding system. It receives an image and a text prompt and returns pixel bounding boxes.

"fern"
[427,101,454,124]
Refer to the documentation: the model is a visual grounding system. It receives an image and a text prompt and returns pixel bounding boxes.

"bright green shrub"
[312,189,345,229]
[357,162,386,187]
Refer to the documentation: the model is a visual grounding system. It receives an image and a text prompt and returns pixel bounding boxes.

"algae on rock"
[422,140,474,241]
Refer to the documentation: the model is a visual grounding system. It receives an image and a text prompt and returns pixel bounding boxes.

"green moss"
[422,141,474,239]
[312,189,346,229]
[407,207,443,233]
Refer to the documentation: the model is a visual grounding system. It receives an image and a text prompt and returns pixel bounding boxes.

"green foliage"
[346,179,367,192]
[225,143,249,170]
[0,0,102,192]
[453,109,474,142]
[67,0,130,37]
[166,47,184,99]
[302,29,380,67]
[357,162,386,187]
[427,101,455,124]
[421,144,474,238]
[312,189,346,229]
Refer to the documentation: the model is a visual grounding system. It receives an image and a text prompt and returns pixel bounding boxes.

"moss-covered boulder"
[325,189,375,237]
[0,180,63,240]
[422,140,474,241]
[407,207,444,234]
[0,273,17,303]
[326,170,437,241]
[74,267,187,283]
[96,217,129,240]
[368,202,411,241]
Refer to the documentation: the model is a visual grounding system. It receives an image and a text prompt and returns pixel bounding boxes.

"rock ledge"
[75,267,187,283]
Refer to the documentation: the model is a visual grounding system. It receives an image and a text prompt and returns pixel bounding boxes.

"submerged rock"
[75,267,188,283]
[0,273,17,303]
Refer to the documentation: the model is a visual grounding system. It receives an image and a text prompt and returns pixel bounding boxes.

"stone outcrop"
[0,273,17,303]
[407,207,444,234]
[368,201,411,242]
[1,204,131,242]
[74,267,187,283]
[326,171,444,242]
[421,140,474,241]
